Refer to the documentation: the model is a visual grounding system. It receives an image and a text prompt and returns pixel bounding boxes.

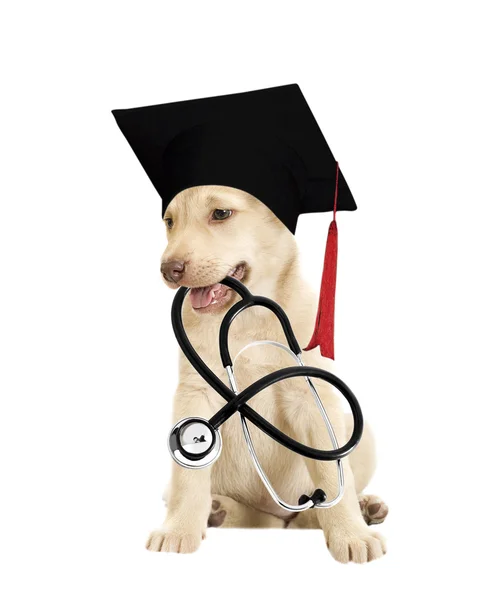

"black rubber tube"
[171,278,363,462]
[208,365,363,461]
[219,294,302,367]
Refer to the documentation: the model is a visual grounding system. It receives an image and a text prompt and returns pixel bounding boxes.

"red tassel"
[304,162,340,360]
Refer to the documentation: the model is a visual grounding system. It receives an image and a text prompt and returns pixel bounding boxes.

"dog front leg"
[146,385,213,554]
[290,391,386,563]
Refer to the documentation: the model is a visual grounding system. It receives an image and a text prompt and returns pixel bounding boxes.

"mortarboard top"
[112,84,356,233]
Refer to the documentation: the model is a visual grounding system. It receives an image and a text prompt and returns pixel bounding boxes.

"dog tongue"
[189,283,223,309]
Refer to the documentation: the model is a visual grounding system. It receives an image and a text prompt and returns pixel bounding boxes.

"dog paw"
[325,522,387,563]
[208,499,227,528]
[358,494,389,525]
[146,526,204,553]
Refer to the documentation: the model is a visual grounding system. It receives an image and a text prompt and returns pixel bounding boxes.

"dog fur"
[146,185,388,563]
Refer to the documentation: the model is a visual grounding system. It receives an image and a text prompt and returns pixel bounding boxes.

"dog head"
[160,185,297,313]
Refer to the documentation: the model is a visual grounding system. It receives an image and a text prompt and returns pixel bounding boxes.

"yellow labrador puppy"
[146,185,388,563]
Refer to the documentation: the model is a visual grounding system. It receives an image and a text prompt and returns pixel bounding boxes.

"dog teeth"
[228,263,244,278]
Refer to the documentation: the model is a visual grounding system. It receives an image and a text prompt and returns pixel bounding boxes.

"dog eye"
[165,218,173,229]
[212,209,233,221]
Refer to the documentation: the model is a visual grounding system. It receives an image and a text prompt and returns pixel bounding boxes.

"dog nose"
[161,260,185,283]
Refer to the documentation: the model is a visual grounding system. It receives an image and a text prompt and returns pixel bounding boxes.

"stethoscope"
[168,277,363,512]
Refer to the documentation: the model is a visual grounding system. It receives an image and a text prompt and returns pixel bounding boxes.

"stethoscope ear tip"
[299,488,327,507]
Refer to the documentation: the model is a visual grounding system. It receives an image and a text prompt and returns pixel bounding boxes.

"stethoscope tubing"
[171,277,364,462]
[229,340,345,511]
[209,365,362,461]
[219,296,302,365]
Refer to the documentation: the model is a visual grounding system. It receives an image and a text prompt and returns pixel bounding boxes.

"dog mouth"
[189,262,247,311]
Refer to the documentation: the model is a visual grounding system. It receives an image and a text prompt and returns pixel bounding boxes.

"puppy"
[146,185,388,563]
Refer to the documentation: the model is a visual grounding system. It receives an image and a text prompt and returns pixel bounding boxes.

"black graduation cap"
[112,84,357,359]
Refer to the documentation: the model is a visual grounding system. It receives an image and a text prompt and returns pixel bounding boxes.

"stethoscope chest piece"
[168,417,222,469]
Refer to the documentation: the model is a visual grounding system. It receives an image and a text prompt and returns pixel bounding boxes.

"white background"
[1,1,498,598]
